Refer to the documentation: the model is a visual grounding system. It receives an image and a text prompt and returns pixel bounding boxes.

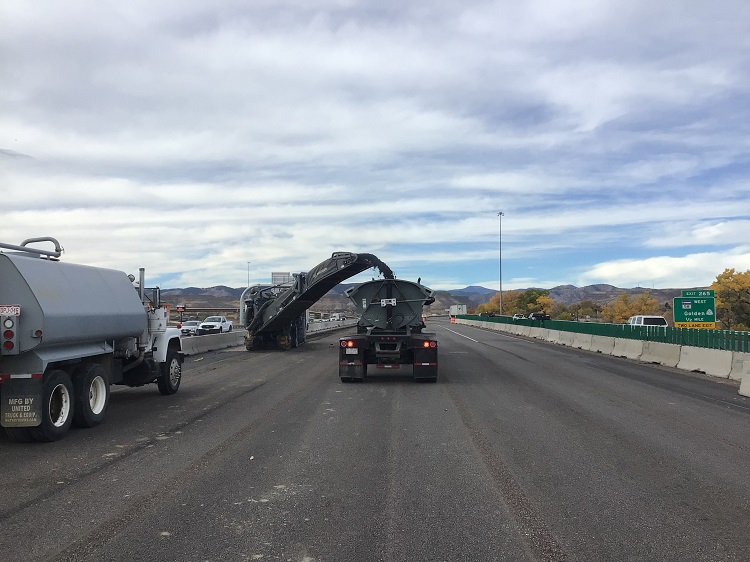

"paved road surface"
[1,319,749,561]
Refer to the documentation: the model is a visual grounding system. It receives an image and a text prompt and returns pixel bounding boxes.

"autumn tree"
[710,268,750,330]
[602,292,661,324]
[577,300,598,319]
[499,290,525,315]
[475,288,553,317]
[475,293,501,315]
[532,295,554,313]
[551,301,569,319]
[519,288,550,311]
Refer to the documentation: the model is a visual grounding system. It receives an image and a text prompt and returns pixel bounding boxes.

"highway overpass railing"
[459,316,750,353]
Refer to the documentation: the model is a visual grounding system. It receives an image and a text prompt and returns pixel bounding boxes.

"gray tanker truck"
[338,278,438,382]
[0,237,183,442]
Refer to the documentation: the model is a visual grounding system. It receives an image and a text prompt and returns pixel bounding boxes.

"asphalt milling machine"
[240,251,438,382]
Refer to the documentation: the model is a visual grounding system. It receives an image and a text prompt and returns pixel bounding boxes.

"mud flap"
[413,346,438,382]
[1,378,43,427]
[339,362,367,381]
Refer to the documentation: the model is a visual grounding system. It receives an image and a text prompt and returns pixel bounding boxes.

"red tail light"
[2,317,17,352]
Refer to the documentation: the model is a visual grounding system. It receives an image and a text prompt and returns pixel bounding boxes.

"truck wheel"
[30,370,74,442]
[228,325,232,332]
[4,427,35,442]
[157,351,182,395]
[277,334,291,351]
[72,364,110,428]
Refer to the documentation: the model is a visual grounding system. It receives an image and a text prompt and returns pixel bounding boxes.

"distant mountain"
[547,284,685,307]
[162,283,699,313]
[450,285,495,295]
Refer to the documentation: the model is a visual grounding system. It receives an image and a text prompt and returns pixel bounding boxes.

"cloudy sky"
[2,0,748,292]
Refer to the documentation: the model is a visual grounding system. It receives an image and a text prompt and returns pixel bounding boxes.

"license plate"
[0,305,21,316]
[345,348,358,354]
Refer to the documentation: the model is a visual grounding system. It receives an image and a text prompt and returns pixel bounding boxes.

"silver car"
[180,320,201,336]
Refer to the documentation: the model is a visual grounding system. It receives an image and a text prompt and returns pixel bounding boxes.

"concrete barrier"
[591,335,615,354]
[728,352,750,382]
[181,332,244,355]
[612,338,643,360]
[455,317,748,388]
[529,327,544,339]
[559,331,575,346]
[640,342,681,367]
[307,319,358,333]
[572,333,592,350]
[676,347,733,378]
[740,373,750,397]
[182,320,360,356]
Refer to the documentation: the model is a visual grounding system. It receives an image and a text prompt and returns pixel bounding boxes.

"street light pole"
[497,211,504,315]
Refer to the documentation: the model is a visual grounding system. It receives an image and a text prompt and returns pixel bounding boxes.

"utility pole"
[497,211,504,315]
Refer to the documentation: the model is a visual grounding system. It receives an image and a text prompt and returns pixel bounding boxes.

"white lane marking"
[441,326,478,342]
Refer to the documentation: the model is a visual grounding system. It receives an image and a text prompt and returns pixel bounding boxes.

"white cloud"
[1,1,748,291]
[646,221,750,248]
[579,247,750,288]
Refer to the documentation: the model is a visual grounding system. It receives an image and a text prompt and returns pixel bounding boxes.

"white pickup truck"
[197,316,233,335]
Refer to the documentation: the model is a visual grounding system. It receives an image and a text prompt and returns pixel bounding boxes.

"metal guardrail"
[460,315,750,353]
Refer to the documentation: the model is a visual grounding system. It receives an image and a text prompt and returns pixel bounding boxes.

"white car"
[512,314,525,321]
[626,315,667,326]
[197,316,233,335]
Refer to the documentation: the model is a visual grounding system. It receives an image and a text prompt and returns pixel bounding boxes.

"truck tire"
[157,351,182,395]
[72,364,110,428]
[277,334,291,351]
[228,325,232,332]
[30,369,74,442]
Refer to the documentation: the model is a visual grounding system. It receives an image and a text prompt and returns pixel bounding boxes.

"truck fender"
[150,329,183,363]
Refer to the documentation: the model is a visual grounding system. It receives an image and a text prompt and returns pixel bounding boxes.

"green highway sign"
[673,296,716,329]
[681,289,714,298]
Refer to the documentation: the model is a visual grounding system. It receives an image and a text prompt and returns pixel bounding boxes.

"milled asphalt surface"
[1,319,749,561]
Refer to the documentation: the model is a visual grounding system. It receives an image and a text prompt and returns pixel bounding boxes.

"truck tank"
[0,253,147,353]
[345,279,435,330]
